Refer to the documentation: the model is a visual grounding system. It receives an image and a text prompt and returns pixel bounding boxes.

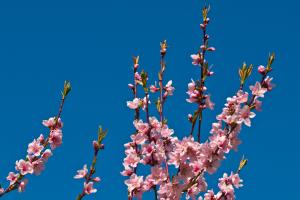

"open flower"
[74,164,88,179]
[15,160,33,175]
[250,82,267,97]
[6,172,20,185]
[127,98,140,109]
[84,182,97,195]
[27,139,44,157]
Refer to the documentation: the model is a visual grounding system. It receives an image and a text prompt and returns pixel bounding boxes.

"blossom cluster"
[123,75,273,199]
[0,117,64,195]
[0,81,70,197]
[199,172,243,200]
[122,6,275,200]
[74,127,107,200]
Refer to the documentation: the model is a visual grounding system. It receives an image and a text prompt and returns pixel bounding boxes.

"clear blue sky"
[0,0,297,199]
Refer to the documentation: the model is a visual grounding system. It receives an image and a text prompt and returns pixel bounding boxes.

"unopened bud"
[188,114,193,122]
[207,47,216,51]
[207,70,214,76]
[93,140,100,151]
[258,65,266,74]
[128,84,134,89]
[93,177,101,182]
[99,143,105,149]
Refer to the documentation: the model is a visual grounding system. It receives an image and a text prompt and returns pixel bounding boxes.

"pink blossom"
[84,182,97,195]
[32,159,45,175]
[207,47,216,51]
[203,190,217,200]
[74,164,88,179]
[254,99,262,111]
[42,117,63,129]
[125,174,144,193]
[18,179,28,192]
[6,172,19,185]
[218,172,243,196]
[37,134,45,144]
[93,177,101,182]
[0,188,4,194]
[133,120,149,134]
[250,82,267,98]
[49,129,63,149]
[15,160,33,175]
[205,95,215,110]
[263,76,274,91]
[150,84,159,93]
[128,83,134,89]
[124,148,140,168]
[191,54,201,65]
[160,125,174,138]
[239,105,256,127]
[121,164,134,176]
[218,173,234,194]
[41,149,53,161]
[164,80,175,96]
[135,72,142,82]
[27,139,44,156]
[127,98,140,109]
[258,65,266,74]
[236,91,248,104]
[141,96,150,110]
[230,172,243,188]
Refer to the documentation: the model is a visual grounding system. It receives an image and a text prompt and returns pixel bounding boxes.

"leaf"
[238,155,248,173]
[98,126,108,144]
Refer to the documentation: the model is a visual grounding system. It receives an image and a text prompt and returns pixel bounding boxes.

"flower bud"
[188,114,193,122]
[128,84,134,89]
[207,47,216,51]
[99,144,105,149]
[93,177,101,182]
[258,65,266,74]
[93,140,100,151]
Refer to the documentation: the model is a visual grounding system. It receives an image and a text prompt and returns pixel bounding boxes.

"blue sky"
[0,0,298,199]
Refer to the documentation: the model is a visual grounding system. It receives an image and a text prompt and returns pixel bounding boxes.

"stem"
[76,146,101,200]
[190,21,208,142]
[159,51,171,182]
[153,185,158,200]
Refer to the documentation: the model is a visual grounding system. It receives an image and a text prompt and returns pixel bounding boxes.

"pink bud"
[93,140,100,151]
[93,177,101,182]
[200,45,206,50]
[258,65,266,74]
[99,144,105,149]
[200,23,205,29]
[134,64,139,69]
[188,114,193,122]
[207,70,214,76]
[128,84,134,89]
[207,47,216,51]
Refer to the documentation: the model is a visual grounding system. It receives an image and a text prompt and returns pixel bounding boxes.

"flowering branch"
[74,126,107,200]
[122,3,275,200]
[189,6,216,142]
[0,81,71,197]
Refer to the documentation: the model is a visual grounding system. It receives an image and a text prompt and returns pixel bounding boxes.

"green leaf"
[62,80,72,97]
[98,126,108,144]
